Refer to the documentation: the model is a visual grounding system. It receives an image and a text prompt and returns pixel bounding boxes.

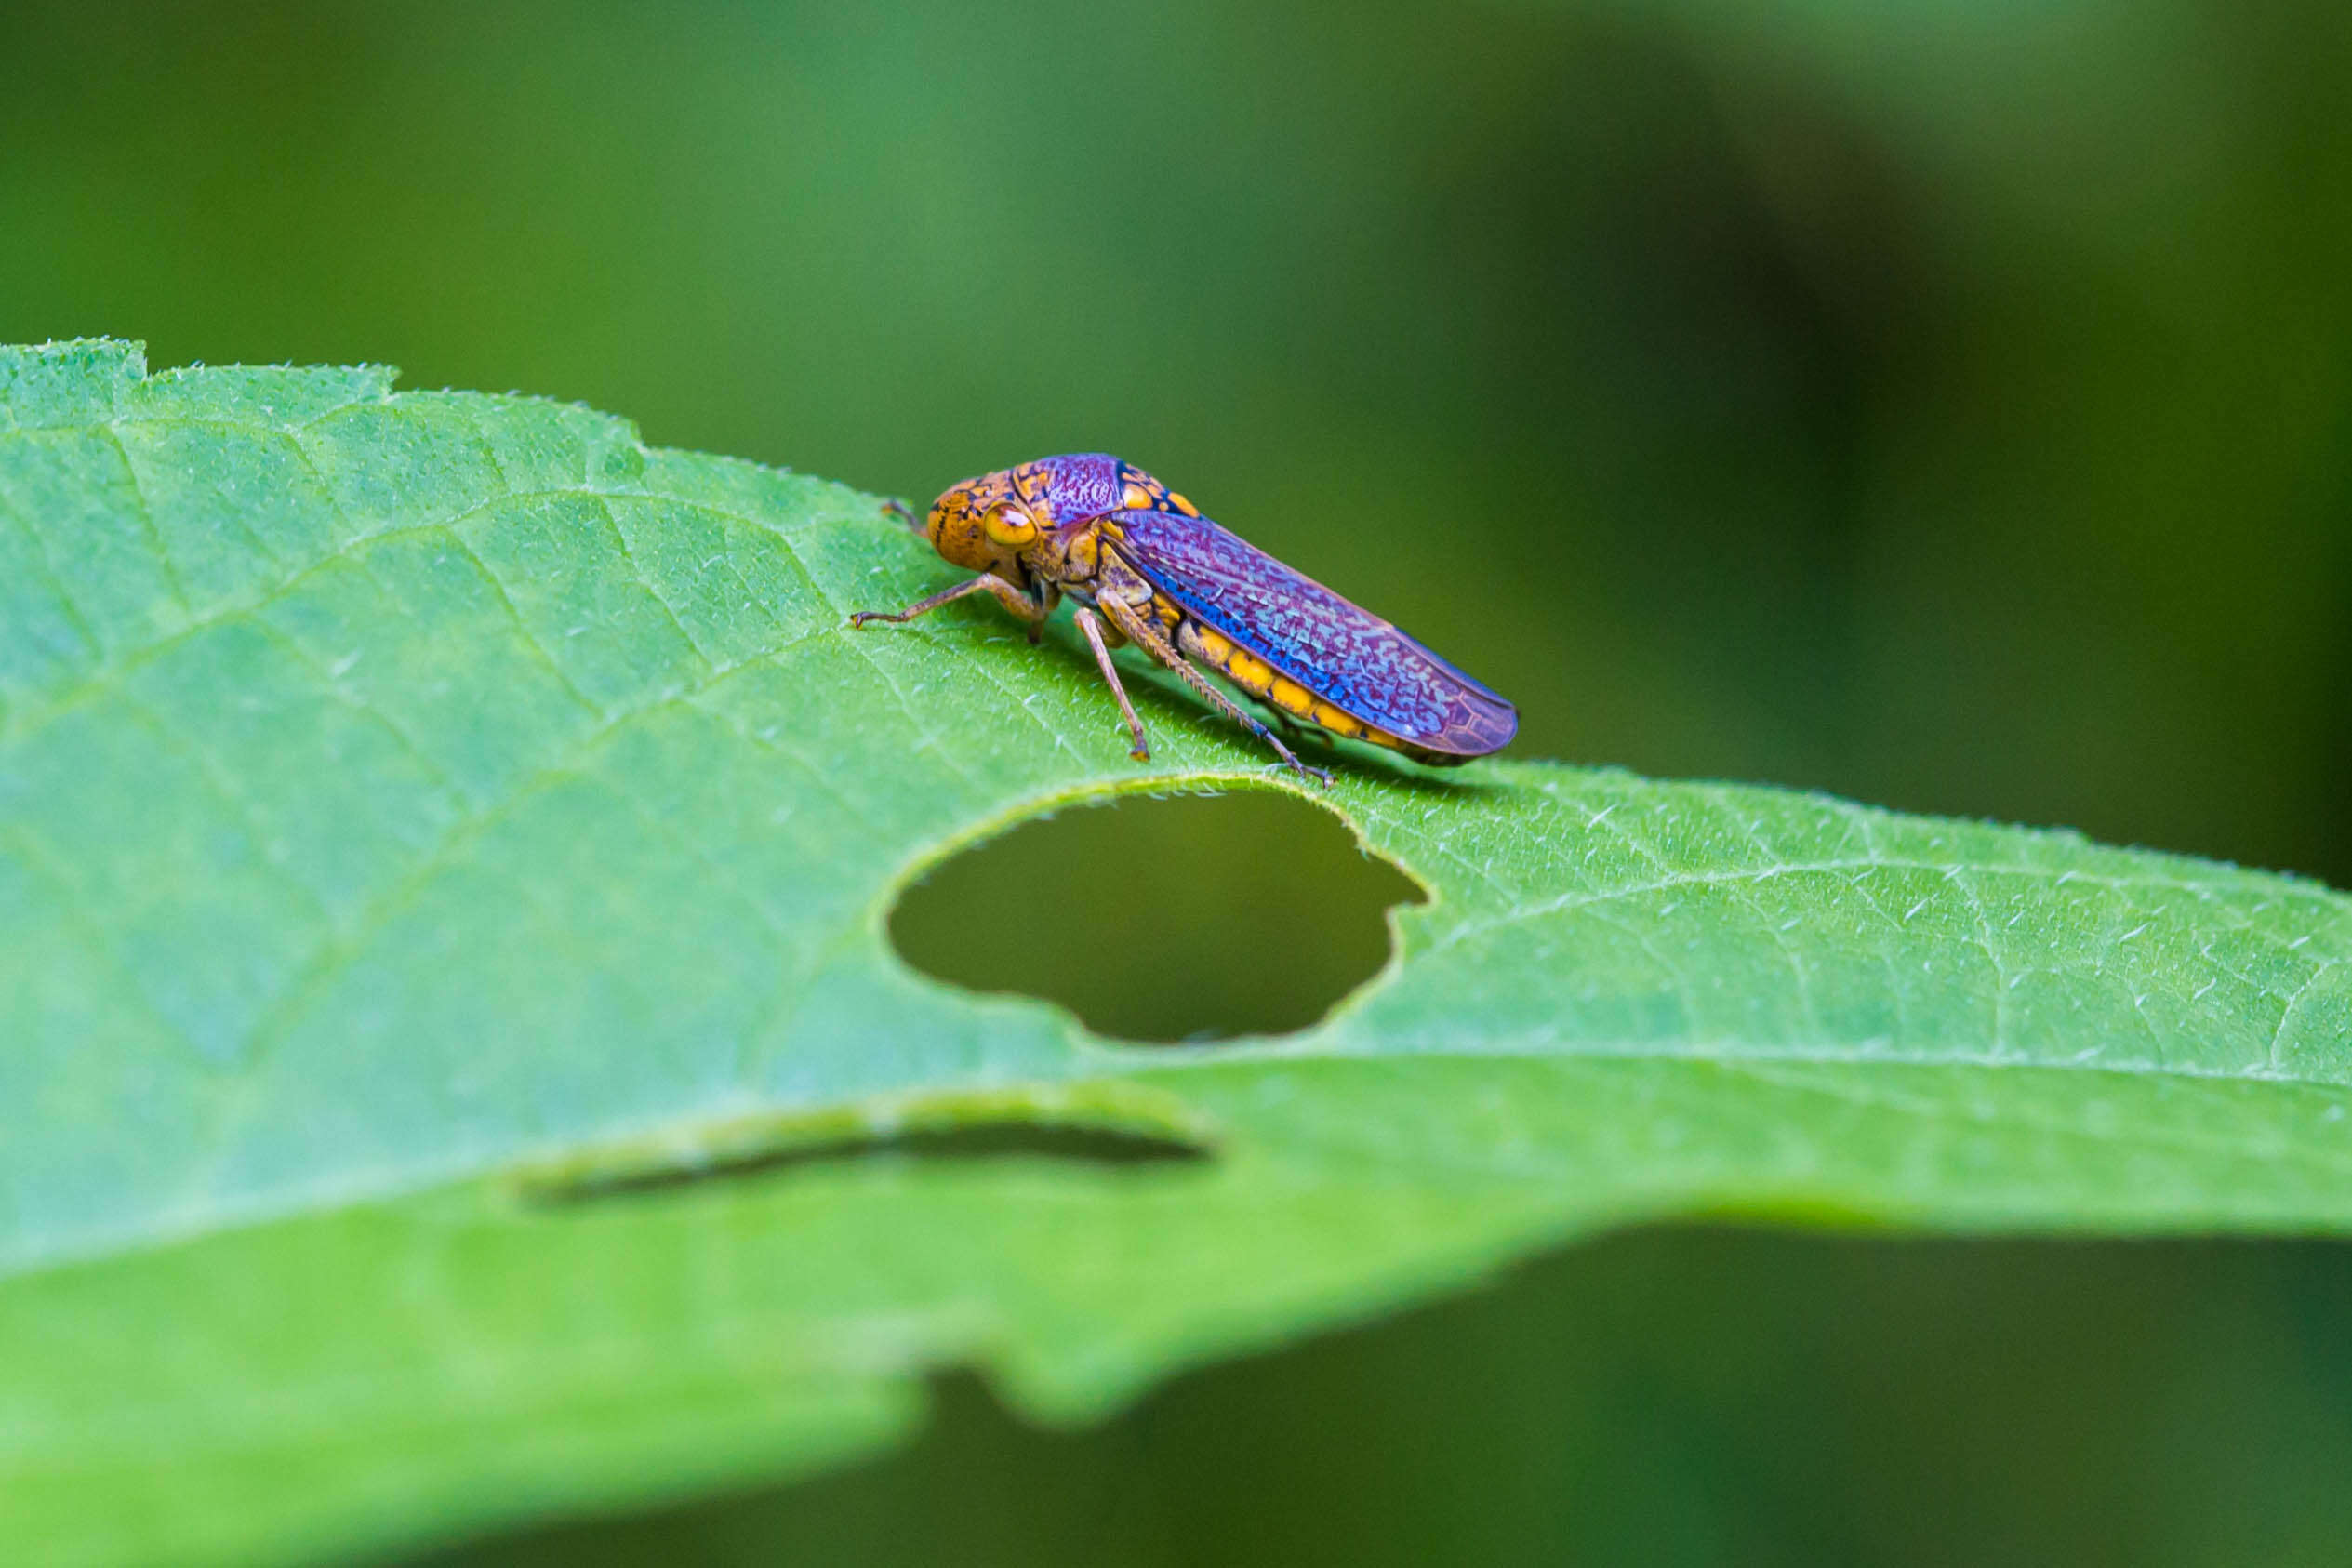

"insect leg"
[1264,703,1315,748]
[848,572,1048,631]
[1024,581,1062,645]
[1074,607,1151,760]
[1099,597,1332,786]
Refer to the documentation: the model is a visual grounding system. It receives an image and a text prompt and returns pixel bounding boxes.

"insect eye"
[984,508,1038,548]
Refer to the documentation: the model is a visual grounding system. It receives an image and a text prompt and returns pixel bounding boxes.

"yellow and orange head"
[923,453,1198,576]
[925,463,1054,576]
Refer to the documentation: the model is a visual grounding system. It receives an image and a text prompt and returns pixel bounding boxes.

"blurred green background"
[7,0,2350,1561]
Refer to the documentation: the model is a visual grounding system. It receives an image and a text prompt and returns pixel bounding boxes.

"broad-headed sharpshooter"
[849,454,1517,782]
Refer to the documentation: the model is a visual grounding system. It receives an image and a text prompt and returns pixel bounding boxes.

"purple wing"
[1111,508,1517,757]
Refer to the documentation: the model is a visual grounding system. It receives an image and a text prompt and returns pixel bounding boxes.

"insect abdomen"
[1174,615,1402,750]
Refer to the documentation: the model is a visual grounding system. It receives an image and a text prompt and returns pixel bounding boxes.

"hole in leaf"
[540,1123,1204,1203]
[890,790,1425,1042]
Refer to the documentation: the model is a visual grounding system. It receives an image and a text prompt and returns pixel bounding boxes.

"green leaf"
[5,338,2348,1567]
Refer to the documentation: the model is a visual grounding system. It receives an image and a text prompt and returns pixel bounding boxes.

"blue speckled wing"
[1110,508,1517,757]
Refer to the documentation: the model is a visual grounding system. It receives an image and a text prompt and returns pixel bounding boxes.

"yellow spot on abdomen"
[1123,483,1153,510]
[1225,650,1272,693]
[1311,701,1362,737]
[1269,677,1315,717]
